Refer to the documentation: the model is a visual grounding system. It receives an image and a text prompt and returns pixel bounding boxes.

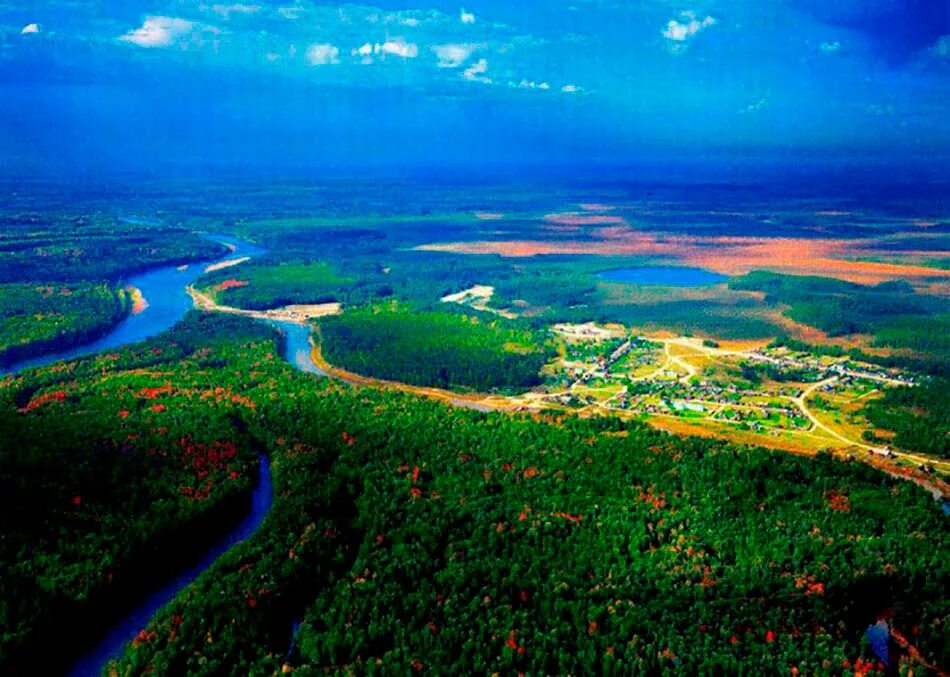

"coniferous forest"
[1,314,946,675]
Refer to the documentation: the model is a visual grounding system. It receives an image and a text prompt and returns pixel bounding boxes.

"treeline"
[1,313,947,675]
[0,314,273,672]
[863,378,950,458]
[0,222,226,284]
[103,324,947,675]
[0,213,227,362]
[587,299,781,340]
[0,283,130,368]
[319,307,552,392]
[770,336,950,378]
[740,360,821,384]
[731,272,948,362]
[199,259,350,310]
[872,316,950,354]
[730,272,940,335]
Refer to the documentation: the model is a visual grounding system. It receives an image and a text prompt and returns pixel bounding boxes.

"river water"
[274,320,327,376]
[1,233,327,675]
[68,454,274,677]
[10,233,945,673]
[0,234,265,376]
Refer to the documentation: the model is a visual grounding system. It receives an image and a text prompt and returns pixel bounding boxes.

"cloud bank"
[120,16,199,48]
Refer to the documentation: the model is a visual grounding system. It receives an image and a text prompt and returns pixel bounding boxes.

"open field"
[417,233,950,285]
[188,285,341,324]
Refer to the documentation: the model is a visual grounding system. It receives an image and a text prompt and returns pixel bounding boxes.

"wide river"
[1,234,266,376]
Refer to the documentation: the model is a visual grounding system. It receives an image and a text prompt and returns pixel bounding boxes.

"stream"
[68,454,273,676]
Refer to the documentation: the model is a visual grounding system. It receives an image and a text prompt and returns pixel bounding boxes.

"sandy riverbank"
[126,286,149,315]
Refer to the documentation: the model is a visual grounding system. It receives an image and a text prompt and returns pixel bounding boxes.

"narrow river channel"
[68,454,273,676]
[59,236,329,675]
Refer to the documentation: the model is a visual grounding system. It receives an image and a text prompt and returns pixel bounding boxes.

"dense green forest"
[731,271,948,351]
[863,378,950,458]
[0,282,130,366]
[0,213,227,358]
[199,260,350,310]
[729,272,941,335]
[1,186,949,676]
[0,314,273,670]
[318,306,553,391]
[0,216,226,284]
[0,314,946,675]
[871,315,950,354]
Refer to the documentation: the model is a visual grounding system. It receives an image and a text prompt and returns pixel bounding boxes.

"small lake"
[598,266,727,287]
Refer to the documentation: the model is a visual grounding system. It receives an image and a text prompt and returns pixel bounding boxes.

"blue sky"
[1,1,949,176]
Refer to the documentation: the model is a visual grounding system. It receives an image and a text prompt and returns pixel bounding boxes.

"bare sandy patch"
[263,304,342,322]
[126,286,148,315]
[188,286,340,325]
[441,284,517,319]
[416,233,950,285]
[205,256,251,273]
[441,285,494,304]
[552,322,625,341]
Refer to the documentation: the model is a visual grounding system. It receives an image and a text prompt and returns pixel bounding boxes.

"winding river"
[0,233,321,675]
[0,234,265,376]
[68,454,274,677]
[8,233,947,673]
[61,251,325,675]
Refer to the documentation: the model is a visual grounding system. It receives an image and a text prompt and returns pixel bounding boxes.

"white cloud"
[306,43,340,65]
[820,40,841,54]
[120,16,197,48]
[352,42,374,64]
[375,39,418,58]
[929,35,950,59]
[513,79,550,90]
[743,97,769,114]
[211,4,260,17]
[463,58,491,83]
[20,23,40,35]
[460,9,475,24]
[381,9,442,28]
[277,6,304,20]
[662,12,716,44]
[561,84,580,93]
[433,43,478,68]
